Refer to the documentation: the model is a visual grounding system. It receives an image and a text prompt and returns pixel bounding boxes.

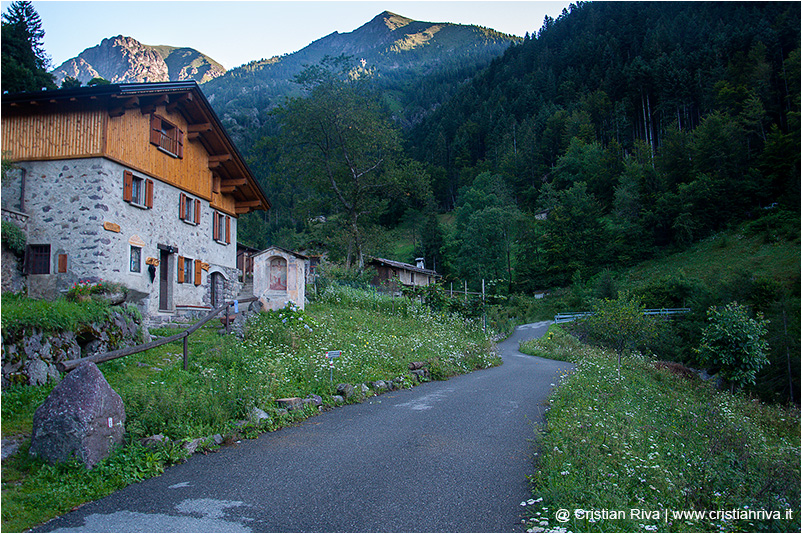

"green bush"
[1,220,26,256]
[574,293,658,354]
[697,301,769,391]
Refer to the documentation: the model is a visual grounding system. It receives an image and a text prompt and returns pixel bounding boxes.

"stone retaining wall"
[1,306,145,388]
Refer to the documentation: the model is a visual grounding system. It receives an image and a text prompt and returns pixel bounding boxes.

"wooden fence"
[58,297,258,373]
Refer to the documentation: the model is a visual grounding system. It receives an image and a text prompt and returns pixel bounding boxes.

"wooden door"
[159,250,169,310]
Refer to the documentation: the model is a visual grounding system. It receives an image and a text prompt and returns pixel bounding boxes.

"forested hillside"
[203,11,518,151]
[408,0,799,289]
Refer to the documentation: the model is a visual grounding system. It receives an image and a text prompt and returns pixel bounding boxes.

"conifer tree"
[1,0,55,92]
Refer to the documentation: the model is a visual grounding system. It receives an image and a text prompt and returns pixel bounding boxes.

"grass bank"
[520,327,800,533]
[1,285,498,532]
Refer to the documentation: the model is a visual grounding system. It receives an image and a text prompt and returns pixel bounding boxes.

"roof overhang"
[2,82,270,213]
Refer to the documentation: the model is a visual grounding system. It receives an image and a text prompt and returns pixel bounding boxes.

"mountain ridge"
[50,35,225,85]
[200,10,521,150]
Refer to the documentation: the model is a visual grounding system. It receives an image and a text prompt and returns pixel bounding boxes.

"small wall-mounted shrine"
[252,246,308,311]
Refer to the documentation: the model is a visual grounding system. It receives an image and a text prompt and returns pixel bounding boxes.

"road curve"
[33,321,572,533]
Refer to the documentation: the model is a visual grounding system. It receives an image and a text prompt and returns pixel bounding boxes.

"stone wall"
[1,305,145,388]
[6,158,240,317]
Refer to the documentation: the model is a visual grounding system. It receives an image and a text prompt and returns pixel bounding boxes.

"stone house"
[252,246,308,311]
[1,82,270,320]
[366,257,440,292]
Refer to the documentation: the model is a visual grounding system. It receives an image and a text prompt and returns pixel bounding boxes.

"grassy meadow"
[520,327,800,533]
[1,284,498,532]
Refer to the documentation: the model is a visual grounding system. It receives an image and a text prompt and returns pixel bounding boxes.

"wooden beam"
[140,94,169,114]
[187,123,212,133]
[221,177,246,186]
[166,92,192,112]
[208,154,232,163]
[187,122,213,141]
[236,200,262,208]
[236,206,253,214]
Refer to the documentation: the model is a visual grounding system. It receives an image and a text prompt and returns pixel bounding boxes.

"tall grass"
[522,328,800,533]
[2,288,499,532]
[1,294,110,336]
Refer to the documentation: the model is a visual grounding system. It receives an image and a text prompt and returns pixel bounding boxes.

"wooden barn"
[366,257,440,292]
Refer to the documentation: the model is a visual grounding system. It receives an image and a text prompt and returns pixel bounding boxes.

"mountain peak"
[51,36,224,85]
[376,11,414,31]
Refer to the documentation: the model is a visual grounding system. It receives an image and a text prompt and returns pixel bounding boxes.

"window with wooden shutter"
[124,171,152,209]
[179,193,187,220]
[184,257,193,284]
[145,179,154,209]
[57,254,67,273]
[123,171,133,202]
[150,114,184,159]
[180,194,200,224]
[150,114,162,146]
[177,255,185,283]
[194,259,202,286]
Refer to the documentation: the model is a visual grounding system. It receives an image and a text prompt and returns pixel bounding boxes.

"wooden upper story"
[1,82,269,216]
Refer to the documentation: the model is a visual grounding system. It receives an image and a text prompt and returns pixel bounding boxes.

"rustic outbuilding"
[252,246,308,312]
[366,257,440,292]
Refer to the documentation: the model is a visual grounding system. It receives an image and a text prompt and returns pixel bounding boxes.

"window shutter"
[194,259,202,286]
[179,193,186,220]
[177,255,185,283]
[123,171,133,202]
[213,212,219,241]
[145,179,154,209]
[150,114,162,146]
[225,216,231,244]
[194,199,201,225]
[177,129,184,159]
[57,254,67,273]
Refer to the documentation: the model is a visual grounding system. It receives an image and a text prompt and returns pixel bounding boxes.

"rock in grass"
[335,383,355,399]
[30,362,125,468]
[276,397,304,411]
[303,394,323,408]
[250,407,271,422]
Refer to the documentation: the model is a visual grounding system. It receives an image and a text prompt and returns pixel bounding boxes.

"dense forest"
[244,1,799,289]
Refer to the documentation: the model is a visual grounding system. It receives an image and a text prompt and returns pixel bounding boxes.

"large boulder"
[30,362,125,468]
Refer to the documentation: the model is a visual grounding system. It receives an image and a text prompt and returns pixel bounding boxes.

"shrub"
[1,220,26,256]
[65,279,127,302]
[573,292,658,370]
[697,301,769,391]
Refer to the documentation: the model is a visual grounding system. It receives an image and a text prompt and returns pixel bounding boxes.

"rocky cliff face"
[51,35,225,85]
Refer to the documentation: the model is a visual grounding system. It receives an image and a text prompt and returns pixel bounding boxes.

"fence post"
[482,279,486,333]
[183,335,188,370]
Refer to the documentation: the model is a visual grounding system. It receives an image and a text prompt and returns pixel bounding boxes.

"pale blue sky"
[3,1,572,70]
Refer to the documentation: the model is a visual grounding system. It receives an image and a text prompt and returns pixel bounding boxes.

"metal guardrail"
[58,297,258,373]
[555,308,691,324]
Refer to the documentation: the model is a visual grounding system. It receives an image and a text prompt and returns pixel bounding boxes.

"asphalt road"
[33,320,571,533]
